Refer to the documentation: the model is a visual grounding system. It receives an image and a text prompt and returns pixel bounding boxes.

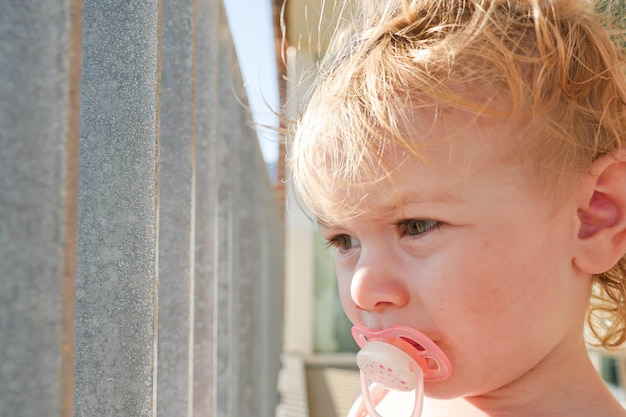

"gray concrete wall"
[0,1,284,417]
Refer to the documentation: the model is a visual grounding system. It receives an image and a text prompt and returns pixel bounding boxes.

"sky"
[223,0,280,164]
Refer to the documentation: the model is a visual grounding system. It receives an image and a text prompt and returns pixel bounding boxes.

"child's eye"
[326,234,358,252]
[398,219,439,237]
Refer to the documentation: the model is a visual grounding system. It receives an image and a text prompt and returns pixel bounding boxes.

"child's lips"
[400,335,426,352]
[360,323,440,347]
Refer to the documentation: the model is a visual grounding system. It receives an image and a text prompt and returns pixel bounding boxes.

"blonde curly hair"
[289,0,626,348]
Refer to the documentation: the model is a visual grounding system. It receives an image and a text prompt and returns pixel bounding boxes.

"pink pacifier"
[351,325,452,417]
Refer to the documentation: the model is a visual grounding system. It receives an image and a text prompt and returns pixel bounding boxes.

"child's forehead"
[296,98,533,226]
[379,107,523,171]
[311,143,495,226]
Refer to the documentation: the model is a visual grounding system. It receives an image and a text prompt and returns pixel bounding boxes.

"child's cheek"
[336,274,357,317]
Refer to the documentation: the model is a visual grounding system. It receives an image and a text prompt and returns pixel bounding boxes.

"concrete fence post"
[0,1,81,416]
[1,1,284,417]
[192,0,220,416]
[75,0,160,415]
[215,12,236,415]
[157,1,196,417]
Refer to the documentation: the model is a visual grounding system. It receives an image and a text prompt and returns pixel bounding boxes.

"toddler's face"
[318,116,591,399]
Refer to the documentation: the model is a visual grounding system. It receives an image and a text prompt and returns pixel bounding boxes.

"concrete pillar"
[0,1,81,417]
[0,2,284,417]
[157,1,196,416]
[193,1,219,416]
[214,9,236,415]
[75,0,160,415]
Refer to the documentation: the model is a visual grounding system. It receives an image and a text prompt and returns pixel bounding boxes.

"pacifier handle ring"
[360,363,424,417]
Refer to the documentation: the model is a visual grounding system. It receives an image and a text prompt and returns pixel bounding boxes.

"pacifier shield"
[356,340,421,391]
[352,326,448,417]
[352,325,452,381]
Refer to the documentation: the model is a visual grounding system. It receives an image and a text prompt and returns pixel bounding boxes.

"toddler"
[289,0,626,416]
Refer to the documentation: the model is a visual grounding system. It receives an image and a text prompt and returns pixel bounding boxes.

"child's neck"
[423,345,626,417]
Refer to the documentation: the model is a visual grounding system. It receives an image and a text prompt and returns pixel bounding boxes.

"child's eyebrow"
[313,192,462,228]
[391,188,463,207]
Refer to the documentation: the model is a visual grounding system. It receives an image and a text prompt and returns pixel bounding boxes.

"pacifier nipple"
[351,326,452,417]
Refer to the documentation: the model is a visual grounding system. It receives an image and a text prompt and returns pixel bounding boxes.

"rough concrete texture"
[156,1,195,416]
[1,1,284,417]
[75,0,159,416]
[0,1,79,416]
[192,1,220,416]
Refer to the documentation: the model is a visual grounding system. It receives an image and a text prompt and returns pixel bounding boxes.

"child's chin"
[423,381,463,400]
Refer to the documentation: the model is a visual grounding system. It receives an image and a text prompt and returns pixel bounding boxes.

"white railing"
[276,353,310,417]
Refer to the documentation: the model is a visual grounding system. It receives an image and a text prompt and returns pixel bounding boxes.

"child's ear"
[574,151,626,275]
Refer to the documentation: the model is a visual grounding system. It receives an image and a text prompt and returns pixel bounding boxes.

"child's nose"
[350,261,410,313]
